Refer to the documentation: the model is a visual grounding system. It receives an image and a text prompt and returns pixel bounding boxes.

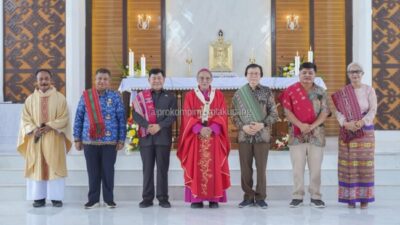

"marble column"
[353,0,372,85]
[66,0,86,132]
[0,0,4,102]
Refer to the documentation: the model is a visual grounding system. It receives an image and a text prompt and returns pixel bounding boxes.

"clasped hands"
[33,125,53,138]
[344,120,364,132]
[199,127,212,138]
[147,124,161,135]
[298,123,314,134]
[242,122,264,136]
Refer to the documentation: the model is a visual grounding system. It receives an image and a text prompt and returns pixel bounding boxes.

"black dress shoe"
[33,199,46,208]
[159,200,171,208]
[191,202,204,208]
[84,201,100,209]
[209,202,219,208]
[139,200,153,208]
[51,200,63,207]
[105,201,117,208]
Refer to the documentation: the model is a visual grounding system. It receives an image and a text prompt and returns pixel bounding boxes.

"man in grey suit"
[132,68,177,208]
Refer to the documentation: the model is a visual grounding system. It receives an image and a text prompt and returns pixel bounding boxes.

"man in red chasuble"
[177,68,231,209]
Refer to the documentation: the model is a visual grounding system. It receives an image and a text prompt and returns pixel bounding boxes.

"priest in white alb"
[17,69,72,208]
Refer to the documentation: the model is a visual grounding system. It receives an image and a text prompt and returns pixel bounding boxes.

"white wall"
[166,0,271,76]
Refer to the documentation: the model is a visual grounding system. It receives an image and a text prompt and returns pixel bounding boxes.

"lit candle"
[308,46,313,63]
[129,49,134,76]
[140,54,146,77]
[295,51,300,76]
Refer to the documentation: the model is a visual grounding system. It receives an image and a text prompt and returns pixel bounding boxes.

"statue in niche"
[209,30,233,72]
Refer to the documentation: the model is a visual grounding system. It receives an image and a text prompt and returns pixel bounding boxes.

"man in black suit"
[132,68,177,208]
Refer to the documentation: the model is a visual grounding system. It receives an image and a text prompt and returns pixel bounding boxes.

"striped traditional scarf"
[132,89,157,137]
[332,84,364,143]
[233,84,265,124]
[83,89,105,139]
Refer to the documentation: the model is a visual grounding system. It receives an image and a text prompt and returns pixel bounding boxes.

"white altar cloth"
[118,76,326,92]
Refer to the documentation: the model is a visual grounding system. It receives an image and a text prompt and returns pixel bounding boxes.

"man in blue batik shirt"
[73,68,126,209]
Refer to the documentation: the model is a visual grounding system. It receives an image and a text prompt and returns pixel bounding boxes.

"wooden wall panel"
[372,1,400,130]
[128,0,162,70]
[3,0,66,103]
[91,0,123,89]
[275,0,310,74]
[274,0,311,138]
[275,0,348,136]
[314,0,347,135]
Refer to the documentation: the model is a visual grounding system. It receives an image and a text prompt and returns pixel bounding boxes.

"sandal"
[360,202,368,209]
[348,203,356,208]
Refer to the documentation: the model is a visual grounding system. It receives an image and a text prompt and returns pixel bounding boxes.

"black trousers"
[84,144,117,203]
[140,145,171,202]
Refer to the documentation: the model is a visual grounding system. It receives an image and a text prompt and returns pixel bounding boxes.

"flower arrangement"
[125,116,140,154]
[279,62,296,77]
[119,64,130,78]
[273,133,290,151]
[278,56,305,77]
[119,62,144,78]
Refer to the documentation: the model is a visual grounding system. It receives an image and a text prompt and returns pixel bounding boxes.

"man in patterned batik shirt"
[280,62,330,208]
[74,68,126,209]
[232,64,278,209]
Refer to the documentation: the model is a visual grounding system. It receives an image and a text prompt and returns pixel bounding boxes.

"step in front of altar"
[1,148,399,201]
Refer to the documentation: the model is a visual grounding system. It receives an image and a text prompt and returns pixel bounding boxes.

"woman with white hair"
[331,62,377,209]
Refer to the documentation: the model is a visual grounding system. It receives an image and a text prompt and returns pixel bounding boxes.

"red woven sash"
[332,84,364,142]
[132,89,157,137]
[83,89,105,139]
[280,82,316,136]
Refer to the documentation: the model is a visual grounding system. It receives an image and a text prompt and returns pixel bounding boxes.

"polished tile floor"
[0,201,398,225]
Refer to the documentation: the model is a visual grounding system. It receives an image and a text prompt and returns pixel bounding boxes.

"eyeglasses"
[347,70,363,74]
[247,73,261,77]
[198,77,212,81]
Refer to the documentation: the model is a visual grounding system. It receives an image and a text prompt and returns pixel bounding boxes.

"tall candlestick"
[295,51,300,76]
[129,49,134,76]
[140,54,146,77]
[308,46,313,63]
[185,48,192,76]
